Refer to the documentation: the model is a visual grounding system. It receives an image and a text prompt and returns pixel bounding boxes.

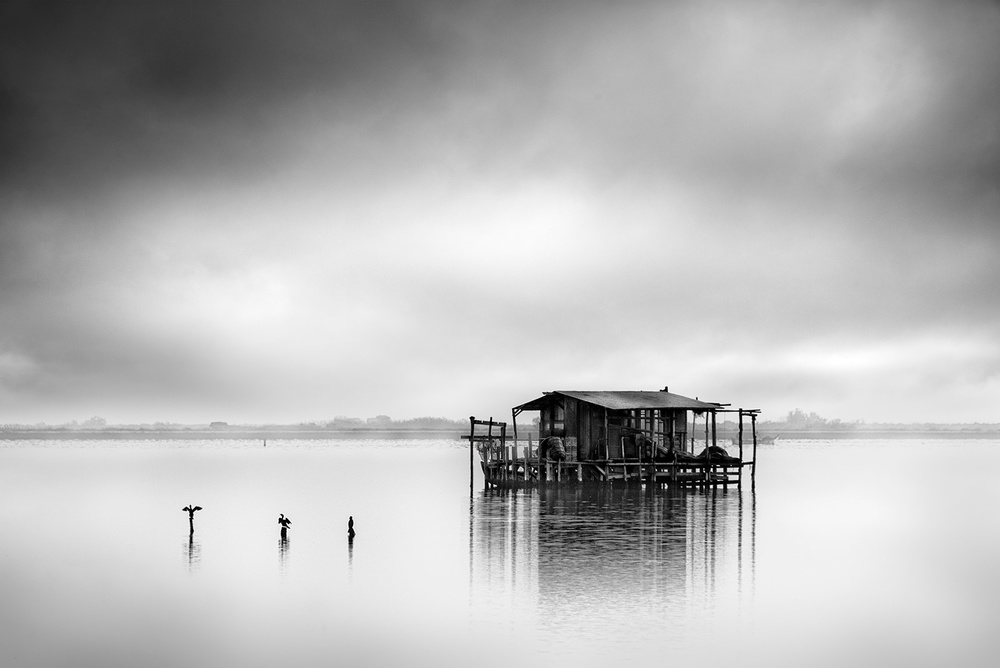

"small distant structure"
[209,421,229,429]
[468,387,759,488]
[366,415,392,427]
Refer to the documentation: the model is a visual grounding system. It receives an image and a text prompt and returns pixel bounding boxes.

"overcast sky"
[1,0,998,425]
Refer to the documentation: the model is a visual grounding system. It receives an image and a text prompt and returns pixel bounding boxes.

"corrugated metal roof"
[514,390,721,412]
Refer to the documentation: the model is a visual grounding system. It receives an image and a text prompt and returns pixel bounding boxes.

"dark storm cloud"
[0,1,453,193]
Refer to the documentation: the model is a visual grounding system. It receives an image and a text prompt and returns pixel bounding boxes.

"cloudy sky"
[1,0,998,425]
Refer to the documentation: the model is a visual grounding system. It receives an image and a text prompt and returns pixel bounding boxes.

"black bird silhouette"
[278,513,292,531]
[182,505,202,534]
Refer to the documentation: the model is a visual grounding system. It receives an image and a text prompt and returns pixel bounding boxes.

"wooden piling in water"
[738,410,744,490]
[525,434,532,481]
[469,416,475,493]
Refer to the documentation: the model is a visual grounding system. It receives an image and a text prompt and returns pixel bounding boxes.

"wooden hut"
[468,388,759,488]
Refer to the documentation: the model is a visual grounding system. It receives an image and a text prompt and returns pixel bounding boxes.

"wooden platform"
[480,456,746,488]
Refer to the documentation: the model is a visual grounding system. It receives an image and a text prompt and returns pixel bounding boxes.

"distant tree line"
[747,409,999,433]
[1,415,473,432]
[3,410,998,434]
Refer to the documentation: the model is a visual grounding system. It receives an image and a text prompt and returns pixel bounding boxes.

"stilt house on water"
[468,387,759,488]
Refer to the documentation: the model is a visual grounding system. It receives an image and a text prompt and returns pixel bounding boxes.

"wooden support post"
[527,433,533,481]
[577,464,583,482]
[704,413,711,484]
[603,409,609,460]
[487,417,493,468]
[500,421,507,481]
[469,416,475,493]
[512,409,521,481]
[738,410,744,462]
[751,413,758,480]
[738,410,744,490]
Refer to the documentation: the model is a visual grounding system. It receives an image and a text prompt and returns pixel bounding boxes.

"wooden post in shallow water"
[524,435,530,481]
[738,410,744,462]
[500,421,507,482]
[738,410,745,490]
[751,413,758,484]
[487,417,495,481]
[703,413,711,485]
[469,416,475,494]
[183,505,202,535]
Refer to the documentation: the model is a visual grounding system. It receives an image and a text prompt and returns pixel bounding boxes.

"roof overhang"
[513,390,723,413]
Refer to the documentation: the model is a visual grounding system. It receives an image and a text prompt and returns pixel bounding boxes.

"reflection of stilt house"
[469,484,755,627]
[468,388,759,487]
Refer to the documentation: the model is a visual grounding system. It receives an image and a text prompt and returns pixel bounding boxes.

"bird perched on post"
[348,515,356,540]
[182,505,202,534]
[278,513,292,537]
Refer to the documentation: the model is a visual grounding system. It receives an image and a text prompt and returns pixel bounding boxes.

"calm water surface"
[1,438,998,667]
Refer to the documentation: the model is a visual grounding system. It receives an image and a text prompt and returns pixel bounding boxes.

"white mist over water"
[1,438,998,667]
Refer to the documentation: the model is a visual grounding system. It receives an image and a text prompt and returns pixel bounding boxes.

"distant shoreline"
[1,427,997,441]
[723,430,1000,440]
[0,428,472,440]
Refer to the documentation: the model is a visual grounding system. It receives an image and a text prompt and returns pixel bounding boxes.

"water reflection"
[469,484,756,642]
[184,533,201,573]
[278,533,290,573]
